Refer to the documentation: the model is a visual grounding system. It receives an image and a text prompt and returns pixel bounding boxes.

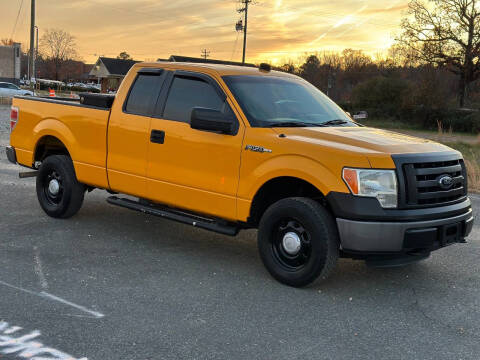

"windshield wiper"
[320,119,349,126]
[264,121,321,128]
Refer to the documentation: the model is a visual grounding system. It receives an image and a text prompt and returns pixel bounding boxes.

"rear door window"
[162,76,225,123]
[124,73,164,116]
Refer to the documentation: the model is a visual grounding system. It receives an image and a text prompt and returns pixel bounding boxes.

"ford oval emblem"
[438,175,453,190]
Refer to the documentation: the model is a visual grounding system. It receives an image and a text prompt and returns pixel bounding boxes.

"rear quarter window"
[124,74,163,116]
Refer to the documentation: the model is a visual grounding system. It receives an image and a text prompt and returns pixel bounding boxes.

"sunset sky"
[2,0,408,64]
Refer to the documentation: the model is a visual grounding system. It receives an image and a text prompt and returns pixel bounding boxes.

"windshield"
[223,75,356,128]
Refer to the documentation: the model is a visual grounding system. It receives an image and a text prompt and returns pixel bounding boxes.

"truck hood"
[271,126,454,155]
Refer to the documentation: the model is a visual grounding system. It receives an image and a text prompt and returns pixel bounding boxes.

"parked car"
[7,62,474,287]
[0,82,33,97]
[353,110,368,120]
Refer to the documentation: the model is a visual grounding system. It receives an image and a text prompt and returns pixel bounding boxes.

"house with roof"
[89,57,138,92]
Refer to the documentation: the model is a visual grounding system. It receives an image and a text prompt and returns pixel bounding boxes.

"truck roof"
[134,61,295,78]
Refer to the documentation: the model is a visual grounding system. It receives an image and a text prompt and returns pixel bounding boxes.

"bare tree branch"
[396,0,480,106]
[40,28,78,81]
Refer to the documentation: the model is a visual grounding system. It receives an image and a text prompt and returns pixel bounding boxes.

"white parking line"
[0,280,104,319]
[33,246,49,290]
[38,292,104,319]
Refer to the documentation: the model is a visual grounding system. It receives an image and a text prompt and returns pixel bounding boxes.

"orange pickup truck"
[7,62,474,287]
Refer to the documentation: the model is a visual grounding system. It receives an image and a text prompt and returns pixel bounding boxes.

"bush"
[351,76,410,117]
[443,110,480,133]
[347,76,479,134]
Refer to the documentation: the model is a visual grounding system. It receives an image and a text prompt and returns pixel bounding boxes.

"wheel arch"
[247,176,329,227]
[32,119,77,166]
[34,135,72,164]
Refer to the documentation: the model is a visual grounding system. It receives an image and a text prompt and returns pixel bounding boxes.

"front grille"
[401,158,467,207]
[392,153,468,209]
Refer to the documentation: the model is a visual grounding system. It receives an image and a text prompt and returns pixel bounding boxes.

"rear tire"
[36,155,85,218]
[257,197,339,287]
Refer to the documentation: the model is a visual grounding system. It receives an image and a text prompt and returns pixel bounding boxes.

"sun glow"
[2,0,406,64]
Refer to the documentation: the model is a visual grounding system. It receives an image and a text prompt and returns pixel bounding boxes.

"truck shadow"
[72,193,443,293]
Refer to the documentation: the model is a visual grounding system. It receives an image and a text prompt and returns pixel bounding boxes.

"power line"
[201,48,210,59]
[231,31,240,60]
[10,0,24,40]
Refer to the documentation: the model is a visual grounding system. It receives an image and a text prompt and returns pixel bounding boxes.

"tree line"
[2,0,479,132]
[276,0,480,133]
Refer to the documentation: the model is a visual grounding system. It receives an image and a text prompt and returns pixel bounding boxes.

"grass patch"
[359,118,427,132]
[443,142,480,193]
[362,118,477,138]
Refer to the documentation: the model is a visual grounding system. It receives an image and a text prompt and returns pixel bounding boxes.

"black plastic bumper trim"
[326,191,472,222]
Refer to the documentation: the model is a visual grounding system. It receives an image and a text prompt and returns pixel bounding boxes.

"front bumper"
[5,146,17,164]
[337,208,474,253]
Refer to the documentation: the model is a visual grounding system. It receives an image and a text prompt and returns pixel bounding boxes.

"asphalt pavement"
[0,104,479,360]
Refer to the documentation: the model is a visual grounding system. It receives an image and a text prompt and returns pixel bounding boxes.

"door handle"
[150,130,165,144]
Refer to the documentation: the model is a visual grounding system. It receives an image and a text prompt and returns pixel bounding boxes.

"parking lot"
[1,104,479,360]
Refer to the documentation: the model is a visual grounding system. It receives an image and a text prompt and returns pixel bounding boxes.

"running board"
[107,196,239,236]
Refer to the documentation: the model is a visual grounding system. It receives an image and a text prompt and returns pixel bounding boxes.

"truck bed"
[10,95,112,189]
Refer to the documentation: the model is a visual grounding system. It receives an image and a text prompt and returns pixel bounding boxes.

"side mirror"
[190,107,235,135]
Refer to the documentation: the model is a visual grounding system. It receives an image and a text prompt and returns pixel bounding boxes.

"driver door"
[146,71,244,220]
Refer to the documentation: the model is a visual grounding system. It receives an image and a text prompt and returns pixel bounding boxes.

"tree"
[299,55,322,87]
[397,0,480,107]
[40,28,78,80]
[117,51,132,60]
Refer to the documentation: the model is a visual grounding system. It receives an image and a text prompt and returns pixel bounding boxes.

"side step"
[107,196,239,236]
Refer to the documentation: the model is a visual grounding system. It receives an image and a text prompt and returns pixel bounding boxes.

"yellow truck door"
[107,68,166,198]
[146,71,244,220]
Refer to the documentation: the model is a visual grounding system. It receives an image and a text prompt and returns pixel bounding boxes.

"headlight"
[342,168,398,208]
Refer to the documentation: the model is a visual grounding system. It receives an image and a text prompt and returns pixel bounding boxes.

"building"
[0,43,21,84]
[89,57,138,92]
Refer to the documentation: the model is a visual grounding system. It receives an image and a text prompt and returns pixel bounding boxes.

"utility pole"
[33,25,38,82]
[237,0,253,64]
[201,49,210,60]
[29,0,35,90]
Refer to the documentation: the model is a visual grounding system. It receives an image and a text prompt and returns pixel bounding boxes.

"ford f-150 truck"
[7,62,474,287]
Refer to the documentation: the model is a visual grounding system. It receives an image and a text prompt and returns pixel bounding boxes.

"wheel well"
[248,177,326,227]
[34,136,70,164]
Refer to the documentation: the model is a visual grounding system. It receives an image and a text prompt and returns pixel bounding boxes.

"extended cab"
[7,62,474,287]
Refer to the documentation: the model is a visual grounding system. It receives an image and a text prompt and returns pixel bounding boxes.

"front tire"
[257,197,339,287]
[36,155,85,218]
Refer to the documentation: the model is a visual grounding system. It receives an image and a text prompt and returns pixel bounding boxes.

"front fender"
[239,154,353,201]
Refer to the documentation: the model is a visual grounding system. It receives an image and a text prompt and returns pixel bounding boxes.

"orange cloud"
[2,0,407,64]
